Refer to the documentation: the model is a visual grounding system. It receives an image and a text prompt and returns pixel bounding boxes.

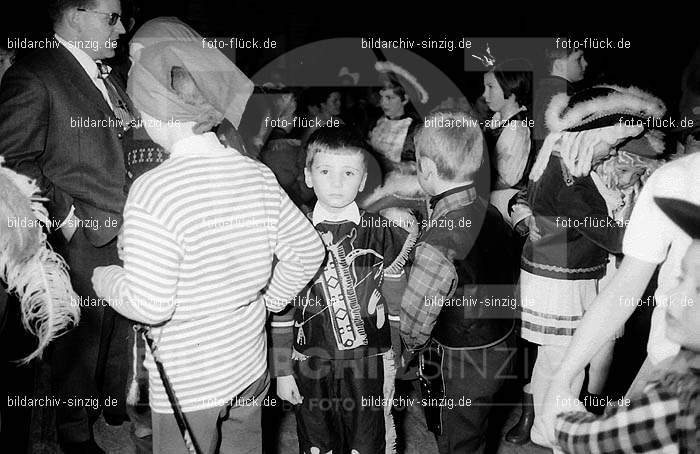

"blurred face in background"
[379,87,407,119]
[665,241,700,351]
[321,91,342,117]
[564,50,587,82]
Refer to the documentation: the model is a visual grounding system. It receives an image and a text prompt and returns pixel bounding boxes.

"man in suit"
[0,1,133,452]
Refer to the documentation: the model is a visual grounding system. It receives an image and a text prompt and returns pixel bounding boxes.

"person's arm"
[92,204,182,324]
[554,381,682,454]
[264,187,325,312]
[269,305,304,405]
[495,123,531,188]
[0,66,74,229]
[400,242,456,353]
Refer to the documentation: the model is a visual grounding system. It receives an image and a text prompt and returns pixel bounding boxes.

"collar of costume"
[429,184,477,216]
[54,33,99,81]
[127,39,253,129]
[169,132,229,158]
[385,112,411,121]
[312,202,361,225]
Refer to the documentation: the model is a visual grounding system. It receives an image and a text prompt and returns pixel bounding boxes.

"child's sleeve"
[264,185,325,312]
[378,209,419,359]
[400,241,456,353]
[268,304,296,377]
[95,203,182,324]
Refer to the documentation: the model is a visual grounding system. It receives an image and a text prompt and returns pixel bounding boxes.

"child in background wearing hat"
[512,85,667,447]
[553,196,699,454]
[271,126,417,454]
[584,150,664,411]
[541,149,700,448]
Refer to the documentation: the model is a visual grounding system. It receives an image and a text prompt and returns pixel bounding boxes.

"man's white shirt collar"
[312,202,361,226]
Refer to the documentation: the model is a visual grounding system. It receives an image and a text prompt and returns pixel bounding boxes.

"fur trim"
[358,170,426,210]
[381,208,419,277]
[545,85,666,133]
[645,129,665,155]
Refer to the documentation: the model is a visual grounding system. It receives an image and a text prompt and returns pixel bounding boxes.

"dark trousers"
[294,355,387,454]
[436,335,516,454]
[49,227,133,444]
[152,372,269,454]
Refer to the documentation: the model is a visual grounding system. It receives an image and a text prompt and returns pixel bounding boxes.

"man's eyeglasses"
[77,8,122,26]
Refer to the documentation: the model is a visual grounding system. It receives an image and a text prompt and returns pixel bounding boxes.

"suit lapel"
[49,39,116,120]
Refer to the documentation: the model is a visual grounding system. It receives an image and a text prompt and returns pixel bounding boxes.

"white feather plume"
[0,158,79,363]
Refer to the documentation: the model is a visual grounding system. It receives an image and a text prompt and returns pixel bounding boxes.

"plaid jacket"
[555,362,699,454]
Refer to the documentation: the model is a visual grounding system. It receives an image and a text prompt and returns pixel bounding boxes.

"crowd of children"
[0,10,698,454]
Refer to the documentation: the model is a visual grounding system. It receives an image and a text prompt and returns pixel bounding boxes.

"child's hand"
[276,375,303,405]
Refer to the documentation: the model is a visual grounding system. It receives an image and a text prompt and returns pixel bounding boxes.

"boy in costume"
[401,109,518,454]
[272,126,417,454]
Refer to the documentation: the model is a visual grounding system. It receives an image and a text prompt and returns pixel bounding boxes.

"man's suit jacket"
[0,38,127,247]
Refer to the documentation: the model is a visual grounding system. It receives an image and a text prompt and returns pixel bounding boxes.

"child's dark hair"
[380,77,407,101]
[303,87,341,110]
[490,59,533,110]
[305,125,368,170]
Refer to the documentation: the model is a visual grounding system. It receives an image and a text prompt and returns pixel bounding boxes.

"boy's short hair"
[415,109,484,181]
[305,125,368,171]
[544,45,580,74]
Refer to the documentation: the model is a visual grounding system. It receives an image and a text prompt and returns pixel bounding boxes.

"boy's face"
[305,151,367,213]
[665,241,700,351]
[563,50,587,82]
[379,88,407,119]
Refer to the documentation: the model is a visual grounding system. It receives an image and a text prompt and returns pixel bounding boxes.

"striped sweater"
[98,133,324,413]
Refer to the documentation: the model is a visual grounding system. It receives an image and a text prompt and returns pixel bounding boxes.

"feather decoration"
[0,158,79,363]
[375,61,430,104]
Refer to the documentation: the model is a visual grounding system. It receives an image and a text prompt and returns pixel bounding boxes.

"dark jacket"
[424,195,517,349]
[521,153,624,280]
[0,40,127,246]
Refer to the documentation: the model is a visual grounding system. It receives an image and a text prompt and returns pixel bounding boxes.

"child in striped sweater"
[91,48,324,453]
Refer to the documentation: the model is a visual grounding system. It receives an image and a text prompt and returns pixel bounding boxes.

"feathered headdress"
[472,43,496,68]
[0,158,79,363]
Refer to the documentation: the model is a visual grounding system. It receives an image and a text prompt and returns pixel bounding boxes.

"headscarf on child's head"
[127,17,253,130]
